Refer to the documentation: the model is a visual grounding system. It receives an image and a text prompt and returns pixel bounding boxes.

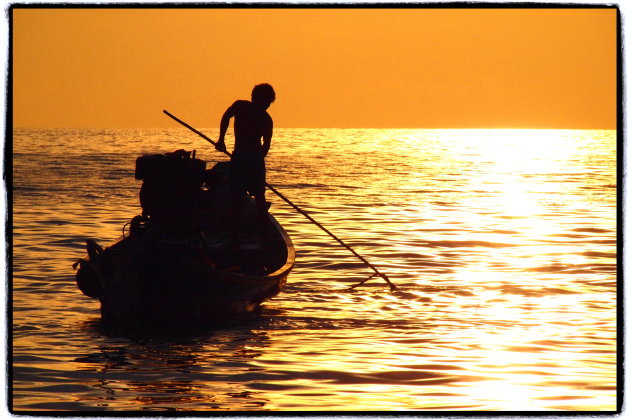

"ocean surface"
[11,127,618,412]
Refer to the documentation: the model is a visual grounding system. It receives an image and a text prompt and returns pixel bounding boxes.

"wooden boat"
[74,149,295,327]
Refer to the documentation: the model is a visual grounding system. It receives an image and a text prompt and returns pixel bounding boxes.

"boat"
[73,149,295,327]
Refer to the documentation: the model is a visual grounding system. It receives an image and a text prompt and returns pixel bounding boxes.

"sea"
[11,127,618,412]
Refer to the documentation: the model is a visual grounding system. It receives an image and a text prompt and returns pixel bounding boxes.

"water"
[11,127,618,412]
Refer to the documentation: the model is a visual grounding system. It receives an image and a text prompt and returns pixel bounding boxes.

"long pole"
[163,110,396,291]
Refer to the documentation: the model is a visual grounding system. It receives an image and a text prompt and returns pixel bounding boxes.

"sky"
[11,7,618,129]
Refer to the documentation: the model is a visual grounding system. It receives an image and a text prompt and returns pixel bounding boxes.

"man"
[215,83,275,244]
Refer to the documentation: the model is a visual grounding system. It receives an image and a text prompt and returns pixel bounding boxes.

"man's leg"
[254,191,271,243]
[229,191,242,246]
[229,155,246,246]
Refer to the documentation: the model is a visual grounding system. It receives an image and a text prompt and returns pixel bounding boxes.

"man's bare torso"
[231,100,272,153]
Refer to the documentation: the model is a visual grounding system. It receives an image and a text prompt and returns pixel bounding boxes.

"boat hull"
[75,157,295,327]
[98,264,289,326]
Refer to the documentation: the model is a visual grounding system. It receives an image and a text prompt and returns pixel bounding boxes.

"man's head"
[252,83,276,109]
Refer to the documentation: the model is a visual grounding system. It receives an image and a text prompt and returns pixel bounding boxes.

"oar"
[163,109,397,291]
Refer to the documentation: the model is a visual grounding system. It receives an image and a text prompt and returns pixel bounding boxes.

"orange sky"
[12,7,617,129]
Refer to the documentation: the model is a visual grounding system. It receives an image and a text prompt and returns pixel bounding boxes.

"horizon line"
[11,126,618,131]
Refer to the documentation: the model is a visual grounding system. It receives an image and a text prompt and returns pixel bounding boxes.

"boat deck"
[108,181,288,278]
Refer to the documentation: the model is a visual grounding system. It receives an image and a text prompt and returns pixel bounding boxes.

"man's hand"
[215,140,227,153]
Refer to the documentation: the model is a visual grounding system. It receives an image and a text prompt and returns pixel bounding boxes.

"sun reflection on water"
[12,128,617,411]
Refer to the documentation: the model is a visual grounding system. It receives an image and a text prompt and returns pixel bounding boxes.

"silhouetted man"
[216,83,275,245]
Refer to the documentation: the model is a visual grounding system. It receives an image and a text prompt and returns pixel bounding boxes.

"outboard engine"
[135,149,207,219]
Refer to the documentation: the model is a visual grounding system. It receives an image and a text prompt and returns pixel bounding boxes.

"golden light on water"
[13,127,617,411]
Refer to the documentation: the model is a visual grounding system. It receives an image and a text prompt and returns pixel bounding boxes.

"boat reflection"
[72,317,277,410]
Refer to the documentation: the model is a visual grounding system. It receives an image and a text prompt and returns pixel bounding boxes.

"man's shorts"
[230,151,266,197]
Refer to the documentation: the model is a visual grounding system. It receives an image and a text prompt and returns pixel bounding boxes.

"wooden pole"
[163,109,396,291]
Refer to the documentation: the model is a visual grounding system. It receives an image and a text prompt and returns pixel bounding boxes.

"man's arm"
[216,102,238,153]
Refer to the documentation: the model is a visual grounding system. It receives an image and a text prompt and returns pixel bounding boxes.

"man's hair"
[252,83,276,104]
